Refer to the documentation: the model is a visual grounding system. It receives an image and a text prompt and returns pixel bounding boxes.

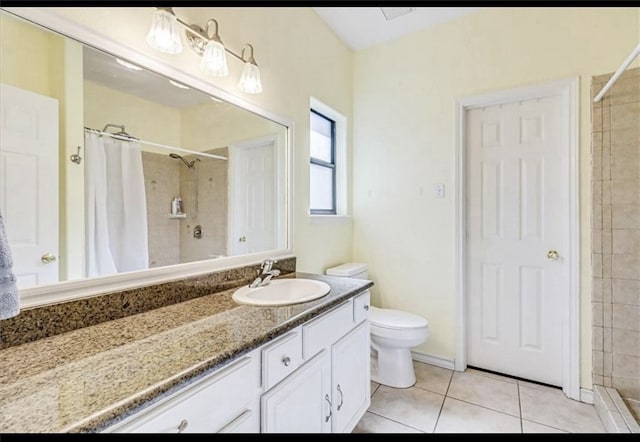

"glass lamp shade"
[200,40,229,76]
[238,62,262,94]
[146,9,183,54]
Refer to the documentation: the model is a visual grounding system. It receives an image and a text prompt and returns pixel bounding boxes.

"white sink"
[232,278,331,306]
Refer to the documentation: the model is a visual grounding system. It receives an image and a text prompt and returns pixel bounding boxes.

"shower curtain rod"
[593,43,640,103]
[83,127,228,161]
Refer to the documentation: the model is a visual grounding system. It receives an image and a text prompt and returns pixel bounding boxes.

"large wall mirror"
[0,8,292,307]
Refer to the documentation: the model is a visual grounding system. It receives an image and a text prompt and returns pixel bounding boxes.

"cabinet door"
[331,321,370,433]
[261,349,332,433]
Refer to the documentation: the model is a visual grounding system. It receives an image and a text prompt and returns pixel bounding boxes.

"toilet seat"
[369,306,428,330]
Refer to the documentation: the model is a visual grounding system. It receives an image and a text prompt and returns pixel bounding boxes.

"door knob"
[547,250,559,260]
[41,253,57,264]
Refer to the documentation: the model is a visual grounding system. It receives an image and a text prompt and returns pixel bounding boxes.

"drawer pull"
[324,394,332,422]
[363,305,369,311]
[337,384,344,411]
[177,419,188,433]
[282,356,291,367]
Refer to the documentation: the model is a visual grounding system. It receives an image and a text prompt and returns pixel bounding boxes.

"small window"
[310,109,336,215]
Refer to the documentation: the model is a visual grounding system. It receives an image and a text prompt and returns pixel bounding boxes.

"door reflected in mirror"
[0,10,288,290]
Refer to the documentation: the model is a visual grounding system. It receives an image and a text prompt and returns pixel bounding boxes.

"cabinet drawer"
[262,329,304,391]
[353,291,371,324]
[107,354,260,433]
[302,301,353,359]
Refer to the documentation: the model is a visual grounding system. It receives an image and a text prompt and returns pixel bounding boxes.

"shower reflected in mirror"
[169,153,200,169]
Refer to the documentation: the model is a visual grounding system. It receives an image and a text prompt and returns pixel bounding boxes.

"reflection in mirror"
[0,10,288,291]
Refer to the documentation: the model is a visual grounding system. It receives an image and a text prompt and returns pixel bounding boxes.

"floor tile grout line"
[444,395,522,419]
[520,418,571,434]
[517,380,523,433]
[365,410,427,433]
[431,370,455,433]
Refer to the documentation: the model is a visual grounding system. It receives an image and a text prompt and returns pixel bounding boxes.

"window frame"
[309,108,337,215]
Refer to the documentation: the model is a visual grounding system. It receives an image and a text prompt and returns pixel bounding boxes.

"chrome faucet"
[249,259,281,288]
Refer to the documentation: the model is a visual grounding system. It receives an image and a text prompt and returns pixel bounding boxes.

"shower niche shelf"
[168,213,187,219]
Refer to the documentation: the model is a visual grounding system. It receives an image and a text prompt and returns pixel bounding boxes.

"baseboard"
[411,351,456,371]
[581,388,594,404]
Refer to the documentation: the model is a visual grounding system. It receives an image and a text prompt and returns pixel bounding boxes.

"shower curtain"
[85,132,149,277]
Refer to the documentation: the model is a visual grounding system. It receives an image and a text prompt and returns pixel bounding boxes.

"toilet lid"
[369,307,428,330]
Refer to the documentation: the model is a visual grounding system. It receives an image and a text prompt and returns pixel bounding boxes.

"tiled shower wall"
[591,66,640,402]
[142,151,181,268]
[141,149,229,268]
[179,147,228,263]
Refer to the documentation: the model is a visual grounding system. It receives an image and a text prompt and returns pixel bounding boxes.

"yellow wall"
[0,14,56,96]
[84,80,182,151]
[181,101,284,151]
[352,7,639,389]
[49,6,355,274]
[0,13,85,281]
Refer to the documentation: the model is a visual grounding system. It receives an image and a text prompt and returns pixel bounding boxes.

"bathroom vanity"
[0,270,373,433]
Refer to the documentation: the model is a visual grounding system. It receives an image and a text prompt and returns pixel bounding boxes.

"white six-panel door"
[466,96,568,386]
[229,136,277,256]
[0,83,59,289]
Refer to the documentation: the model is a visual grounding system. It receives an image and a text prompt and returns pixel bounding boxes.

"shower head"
[169,153,199,169]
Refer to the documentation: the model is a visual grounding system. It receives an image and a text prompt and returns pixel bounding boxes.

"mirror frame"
[2,7,295,308]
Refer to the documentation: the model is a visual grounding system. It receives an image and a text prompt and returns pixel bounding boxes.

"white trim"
[411,351,456,371]
[309,96,348,217]
[2,7,295,309]
[308,215,352,224]
[581,388,594,405]
[454,77,580,400]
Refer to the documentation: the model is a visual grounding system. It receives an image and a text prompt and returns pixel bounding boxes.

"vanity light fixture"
[146,7,263,94]
[238,44,262,94]
[146,8,183,54]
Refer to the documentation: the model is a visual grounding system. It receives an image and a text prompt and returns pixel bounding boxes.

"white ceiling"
[313,7,483,50]
[83,46,213,109]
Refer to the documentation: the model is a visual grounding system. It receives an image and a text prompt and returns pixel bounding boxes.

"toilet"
[325,263,429,389]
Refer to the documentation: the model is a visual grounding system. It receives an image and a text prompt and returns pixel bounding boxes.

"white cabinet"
[262,290,371,433]
[331,321,370,433]
[261,349,332,433]
[103,290,371,434]
[103,352,261,433]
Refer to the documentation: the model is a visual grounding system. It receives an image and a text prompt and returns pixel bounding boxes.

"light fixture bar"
[171,13,246,62]
[147,7,262,93]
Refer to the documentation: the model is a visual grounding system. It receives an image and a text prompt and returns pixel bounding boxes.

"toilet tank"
[325,262,368,279]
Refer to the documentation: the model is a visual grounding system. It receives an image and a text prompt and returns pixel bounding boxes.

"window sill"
[308,215,352,224]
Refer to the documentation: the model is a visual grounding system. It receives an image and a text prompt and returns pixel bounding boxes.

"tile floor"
[353,361,607,433]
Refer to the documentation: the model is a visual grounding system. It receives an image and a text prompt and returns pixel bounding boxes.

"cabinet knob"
[324,394,332,422]
[282,356,291,367]
[547,250,560,260]
[363,305,369,311]
[177,419,188,433]
[337,384,344,411]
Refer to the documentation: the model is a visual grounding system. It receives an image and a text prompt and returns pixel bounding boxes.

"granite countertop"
[0,272,373,433]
